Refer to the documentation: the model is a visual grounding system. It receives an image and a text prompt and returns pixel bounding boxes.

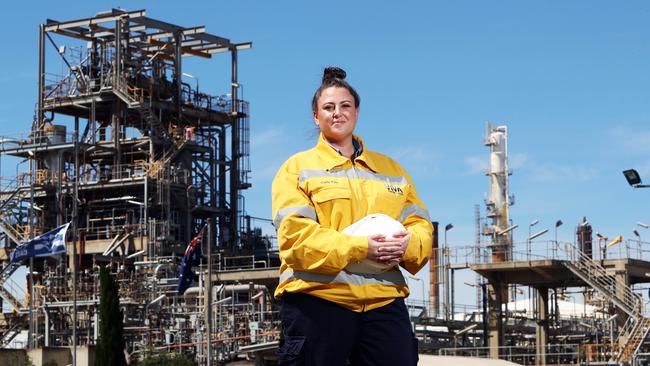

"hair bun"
[323,67,347,82]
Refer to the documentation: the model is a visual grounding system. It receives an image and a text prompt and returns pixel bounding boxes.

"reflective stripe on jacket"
[272,133,433,312]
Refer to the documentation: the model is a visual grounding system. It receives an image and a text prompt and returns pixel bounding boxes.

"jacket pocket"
[372,186,408,220]
[310,188,351,228]
[311,187,350,203]
[277,335,305,365]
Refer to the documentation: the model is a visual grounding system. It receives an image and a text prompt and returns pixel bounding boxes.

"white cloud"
[464,153,527,176]
[385,144,440,178]
[464,155,488,175]
[510,153,528,169]
[633,160,650,177]
[251,127,288,147]
[528,163,600,183]
[609,127,650,155]
[253,158,285,180]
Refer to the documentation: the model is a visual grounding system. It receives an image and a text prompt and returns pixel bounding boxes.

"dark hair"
[311,67,360,112]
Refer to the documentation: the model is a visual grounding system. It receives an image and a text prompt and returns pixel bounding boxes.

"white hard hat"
[343,213,405,274]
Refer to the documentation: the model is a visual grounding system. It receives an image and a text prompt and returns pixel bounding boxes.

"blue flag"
[10,223,70,263]
[177,226,205,295]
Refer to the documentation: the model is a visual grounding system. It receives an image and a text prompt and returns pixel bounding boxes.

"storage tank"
[43,125,67,182]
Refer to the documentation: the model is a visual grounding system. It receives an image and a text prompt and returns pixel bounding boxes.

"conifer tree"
[94,265,127,366]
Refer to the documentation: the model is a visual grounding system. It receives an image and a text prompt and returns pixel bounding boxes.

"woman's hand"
[367,231,410,263]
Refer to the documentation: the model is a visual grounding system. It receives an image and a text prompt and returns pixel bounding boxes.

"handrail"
[564,243,643,317]
[631,319,650,364]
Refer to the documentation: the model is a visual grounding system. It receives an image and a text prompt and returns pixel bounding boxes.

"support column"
[488,279,504,358]
[615,270,630,311]
[229,48,240,248]
[218,129,227,247]
[429,222,439,318]
[615,268,631,345]
[535,287,549,365]
[112,106,121,172]
[174,31,183,119]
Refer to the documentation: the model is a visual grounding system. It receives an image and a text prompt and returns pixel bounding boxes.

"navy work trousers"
[277,293,418,366]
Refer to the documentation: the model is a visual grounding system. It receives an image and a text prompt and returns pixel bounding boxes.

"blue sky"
[2,1,650,305]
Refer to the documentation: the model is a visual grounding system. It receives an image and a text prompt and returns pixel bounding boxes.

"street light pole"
[408,275,426,317]
[528,220,539,261]
[636,222,648,260]
[554,220,563,258]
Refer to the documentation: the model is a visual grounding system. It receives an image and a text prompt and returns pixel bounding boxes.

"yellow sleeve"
[399,170,433,275]
[272,160,368,274]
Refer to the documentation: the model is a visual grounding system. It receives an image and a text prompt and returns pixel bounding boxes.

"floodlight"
[529,229,549,241]
[498,224,518,235]
[623,169,650,188]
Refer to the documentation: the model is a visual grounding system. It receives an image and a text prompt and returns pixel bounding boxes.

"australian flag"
[177,225,206,295]
[11,223,70,263]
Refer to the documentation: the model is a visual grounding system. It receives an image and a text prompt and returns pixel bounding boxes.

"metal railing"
[0,274,25,311]
[439,343,612,365]
[564,243,642,318]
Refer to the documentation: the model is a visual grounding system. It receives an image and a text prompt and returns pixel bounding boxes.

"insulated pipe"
[219,284,266,293]
[183,286,203,297]
[430,222,439,318]
[154,263,172,278]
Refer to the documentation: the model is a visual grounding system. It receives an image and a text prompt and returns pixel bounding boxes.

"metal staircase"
[0,263,25,312]
[147,140,187,179]
[139,102,171,142]
[112,76,144,108]
[563,244,648,364]
[0,313,28,346]
[621,317,650,363]
[0,178,30,314]
[0,180,31,246]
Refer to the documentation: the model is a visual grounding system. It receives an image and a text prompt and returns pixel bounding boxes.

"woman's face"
[313,86,359,144]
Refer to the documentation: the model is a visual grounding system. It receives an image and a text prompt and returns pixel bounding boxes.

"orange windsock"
[607,235,623,248]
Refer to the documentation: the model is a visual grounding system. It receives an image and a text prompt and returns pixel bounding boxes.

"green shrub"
[137,352,196,366]
[94,265,127,366]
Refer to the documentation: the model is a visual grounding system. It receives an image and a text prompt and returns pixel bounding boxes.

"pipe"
[221,284,266,292]
[147,294,166,308]
[183,286,203,297]
[154,263,172,278]
[430,221,439,318]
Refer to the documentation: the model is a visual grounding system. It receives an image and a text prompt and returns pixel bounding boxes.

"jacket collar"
[315,133,378,172]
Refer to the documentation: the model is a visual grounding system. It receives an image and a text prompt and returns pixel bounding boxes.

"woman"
[272,67,433,366]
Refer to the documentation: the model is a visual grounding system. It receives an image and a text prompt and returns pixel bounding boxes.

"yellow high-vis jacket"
[272,133,433,312]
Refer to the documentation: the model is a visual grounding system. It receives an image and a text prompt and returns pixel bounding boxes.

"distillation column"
[483,123,515,357]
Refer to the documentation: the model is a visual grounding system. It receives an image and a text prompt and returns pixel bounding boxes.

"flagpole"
[71,118,79,366]
[207,219,213,366]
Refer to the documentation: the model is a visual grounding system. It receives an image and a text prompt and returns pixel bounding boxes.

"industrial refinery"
[1,8,650,366]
